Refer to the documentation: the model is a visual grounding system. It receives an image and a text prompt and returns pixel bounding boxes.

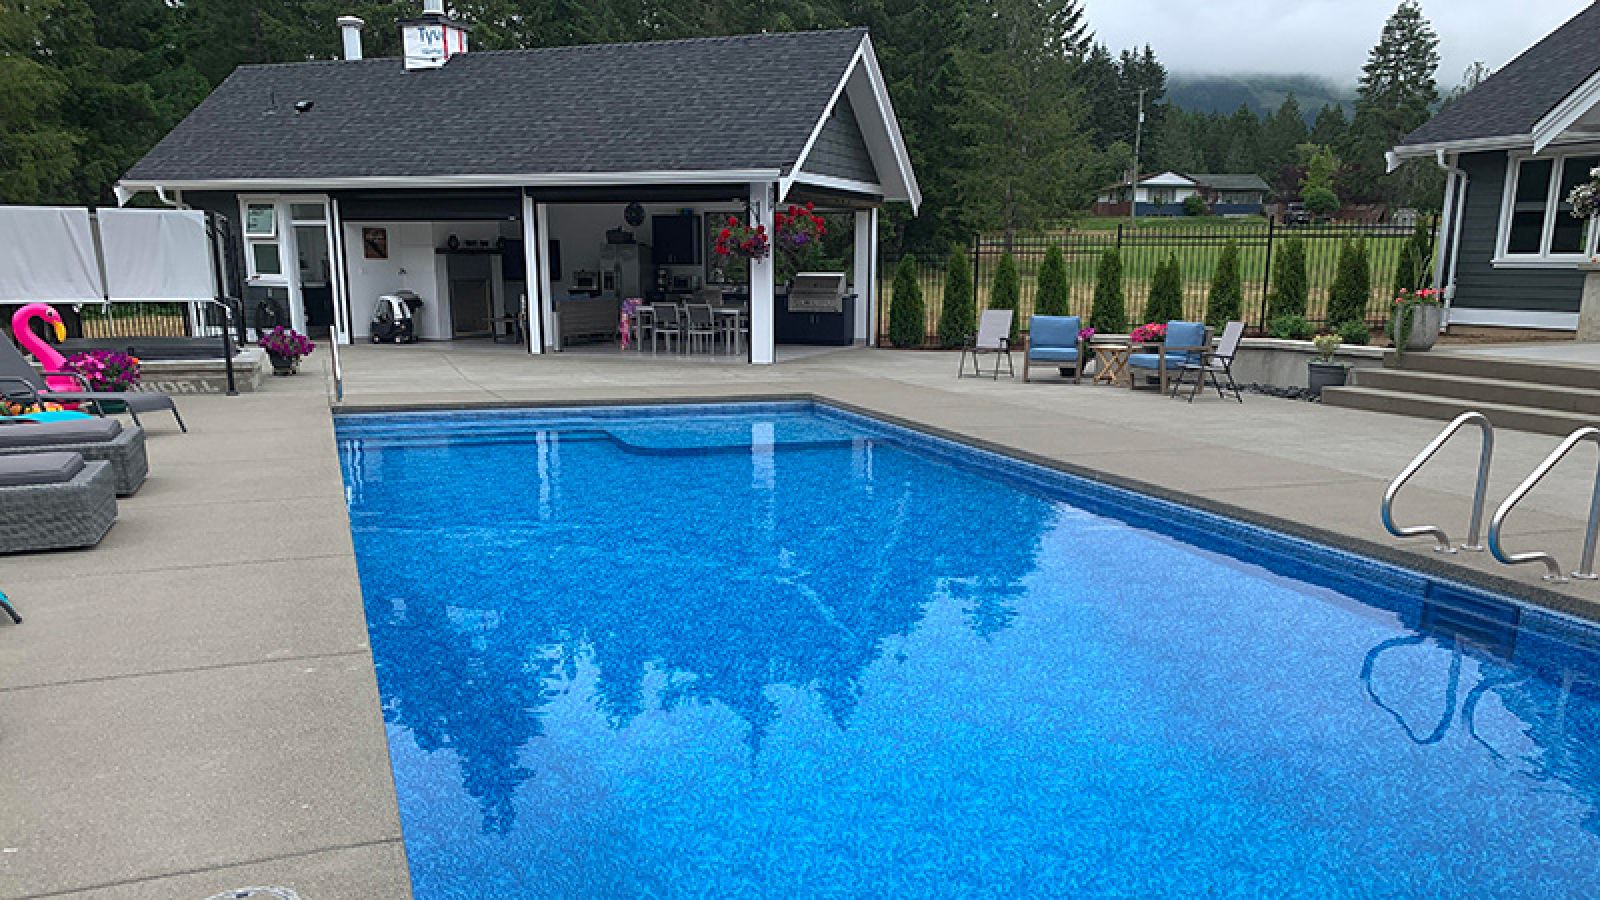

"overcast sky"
[1090,0,1594,85]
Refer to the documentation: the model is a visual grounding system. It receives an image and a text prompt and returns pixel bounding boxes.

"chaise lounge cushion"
[0,418,122,447]
[0,451,84,487]
[1128,352,1192,369]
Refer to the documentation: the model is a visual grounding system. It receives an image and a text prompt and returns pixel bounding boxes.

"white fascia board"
[779,35,921,213]
[790,173,884,197]
[1533,66,1600,154]
[1390,135,1532,161]
[115,168,785,195]
[1142,172,1195,186]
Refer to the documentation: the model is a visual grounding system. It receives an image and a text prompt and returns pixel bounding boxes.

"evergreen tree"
[938,246,976,348]
[1035,245,1070,317]
[1327,237,1373,327]
[989,253,1022,341]
[1205,240,1243,328]
[1144,254,1185,323]
[1391,219,1434,297]
[1300,145,1342,217]
[1089,248,1125,333]
[1221,104,1262,175]
[1259,95,1309,185]
[1268,237,1309,318]
[1344,0,1440,203]
[888,255,927,348]
[1310,104,1349,147]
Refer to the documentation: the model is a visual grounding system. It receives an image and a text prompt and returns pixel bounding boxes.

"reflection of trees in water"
[1362,611,1600,837]
[354,433,1053,830]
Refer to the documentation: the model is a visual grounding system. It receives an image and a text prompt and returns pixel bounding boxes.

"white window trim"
[242,200,277,239]
[1493,146,1600,267]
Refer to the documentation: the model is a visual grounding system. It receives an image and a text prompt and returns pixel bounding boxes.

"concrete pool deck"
[6,339,1600,898]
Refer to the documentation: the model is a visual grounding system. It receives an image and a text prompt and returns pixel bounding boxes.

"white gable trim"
[780,35,921,212]
[1534,65,1600,153]
[115,168,784,202]
[791,173,883,196]
[1139,172,1197,187]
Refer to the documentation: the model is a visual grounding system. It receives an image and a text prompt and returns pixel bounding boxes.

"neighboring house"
[1390,3,1600,332]
[1093,172,1270,217]
[116,5,919,364]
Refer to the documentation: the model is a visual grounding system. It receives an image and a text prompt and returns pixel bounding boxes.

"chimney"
[400,1,470,71]
[338,16,364,60]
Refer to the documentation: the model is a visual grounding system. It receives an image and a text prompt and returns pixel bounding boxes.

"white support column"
[536,202,556,351]
[750,182,777,364]
[328,197,351,345]
[520,193,545,354]
[853,208,877,345]
[865,207,880,346]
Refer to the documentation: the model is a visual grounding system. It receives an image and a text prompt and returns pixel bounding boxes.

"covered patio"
[115,26,920,365]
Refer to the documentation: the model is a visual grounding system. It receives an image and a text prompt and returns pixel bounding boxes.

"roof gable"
[1400,3,1600,148]
[123,29,872,186]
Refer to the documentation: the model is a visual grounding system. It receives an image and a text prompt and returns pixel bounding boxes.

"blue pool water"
[337,403,1600,898]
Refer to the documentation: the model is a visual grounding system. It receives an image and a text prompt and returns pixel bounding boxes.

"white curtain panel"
[98,208,214,302]
[0,206,104,303]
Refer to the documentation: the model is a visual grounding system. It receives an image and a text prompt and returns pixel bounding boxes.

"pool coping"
[335,392,1600,628]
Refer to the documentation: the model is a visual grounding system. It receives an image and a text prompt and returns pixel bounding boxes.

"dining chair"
[651,304,683,354]
[685,304,720,354]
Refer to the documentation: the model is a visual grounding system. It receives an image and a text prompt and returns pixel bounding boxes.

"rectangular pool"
[337,402,1600,898]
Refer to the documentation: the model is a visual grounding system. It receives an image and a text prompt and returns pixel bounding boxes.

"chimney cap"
[337,15,364,26]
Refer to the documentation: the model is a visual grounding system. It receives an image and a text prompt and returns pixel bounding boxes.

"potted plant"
[1129,322,1167,345]
[712,215,771,261]
[1307,332,1347,398]
[260,326,315,375]
[64,350,141,391]
[1389,287,1442,355]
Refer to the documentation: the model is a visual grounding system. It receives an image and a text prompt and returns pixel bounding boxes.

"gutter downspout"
[1435,149,1468,332]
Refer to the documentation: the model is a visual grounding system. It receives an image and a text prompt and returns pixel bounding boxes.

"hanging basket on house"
[712,216,770,261]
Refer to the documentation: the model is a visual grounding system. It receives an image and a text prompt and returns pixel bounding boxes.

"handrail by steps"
[1489,426,1600,583]
[1382,411,1494,553]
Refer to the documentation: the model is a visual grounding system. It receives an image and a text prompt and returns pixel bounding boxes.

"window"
[243,203,276,238]
[251,241,283,276]
[1500,152,1600,261]
[289,202,326,223]
[1149,188,1176,205]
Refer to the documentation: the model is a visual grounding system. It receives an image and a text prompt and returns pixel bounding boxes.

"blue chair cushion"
[1128,352,1191,370]
[1028,347,1079,363]
[1028,315,1081,350]
[1164,320,1207,349]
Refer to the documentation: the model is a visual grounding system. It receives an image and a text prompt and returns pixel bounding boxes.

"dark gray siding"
[1452,150,1583,313]
[801,94,878,184]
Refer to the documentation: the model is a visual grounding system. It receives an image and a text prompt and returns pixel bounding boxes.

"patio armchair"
[958,309,1016,379]
[0,452,118,554]
[1127,321,1209,393]
[1022,315,1084,383]
[0,417,148,495]
[1171,320,1245,403]
[0,330,186,432]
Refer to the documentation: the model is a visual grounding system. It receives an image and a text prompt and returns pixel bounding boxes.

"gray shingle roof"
[1400,3,1600,147]
[123,28,868,183]
[1189,173,1270,192]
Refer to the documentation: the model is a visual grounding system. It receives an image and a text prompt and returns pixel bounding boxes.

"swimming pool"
[337,402,1600,898]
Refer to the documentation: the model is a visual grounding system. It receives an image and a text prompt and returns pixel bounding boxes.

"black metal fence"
[878,220,1433,346]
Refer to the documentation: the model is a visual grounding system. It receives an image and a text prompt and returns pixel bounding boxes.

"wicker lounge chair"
[0,330,186,432]
[1022,315,1085,383]
[0,418,148,495]
[0,452,117,554]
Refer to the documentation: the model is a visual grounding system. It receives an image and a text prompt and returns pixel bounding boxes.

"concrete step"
[1352,367,1600,416]
[1393,350,1600,390]
[1321,386,1600,436]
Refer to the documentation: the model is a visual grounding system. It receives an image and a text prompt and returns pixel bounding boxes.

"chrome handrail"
[1382,412,1494,553]
[1489,425,1600,583]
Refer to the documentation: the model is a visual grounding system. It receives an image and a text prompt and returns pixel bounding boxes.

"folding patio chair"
[1172,320,1245,403]
[0,589,18,624]
[958,309,1015,379]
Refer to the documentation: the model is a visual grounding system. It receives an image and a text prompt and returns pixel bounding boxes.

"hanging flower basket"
[713,216,770,261]
[774,202,827,255]
[1569,166,1600,220]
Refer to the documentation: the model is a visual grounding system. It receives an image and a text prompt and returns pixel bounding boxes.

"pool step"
[1350,368,1600,416]
[1385,349,1600,390]
[1321,386,1599,436]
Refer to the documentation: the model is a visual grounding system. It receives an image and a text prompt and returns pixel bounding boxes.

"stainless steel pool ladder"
[1383,412,1494,554]
[1488,425,1600,583]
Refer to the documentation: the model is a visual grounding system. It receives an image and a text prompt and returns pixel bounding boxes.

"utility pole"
[1130,88,1146,229]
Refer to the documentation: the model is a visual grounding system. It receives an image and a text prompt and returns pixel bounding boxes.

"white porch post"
[750,182,777,365]
[329,197,351,345]
[520,193,545,354]
[536,202,556,351]
[853,208,878,345]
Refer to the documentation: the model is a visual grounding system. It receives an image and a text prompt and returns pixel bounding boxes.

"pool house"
[114,12,920,364]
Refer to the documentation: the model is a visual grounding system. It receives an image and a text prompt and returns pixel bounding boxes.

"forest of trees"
[1,0,1469,252]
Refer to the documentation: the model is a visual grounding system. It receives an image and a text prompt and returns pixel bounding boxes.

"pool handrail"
[1382,411,1494,554]
[1488,425,1600,583]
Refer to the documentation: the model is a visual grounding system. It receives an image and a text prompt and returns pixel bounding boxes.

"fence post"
[1116,223,1124,251]
[970,234,981,311]
[1260,216,1276,334]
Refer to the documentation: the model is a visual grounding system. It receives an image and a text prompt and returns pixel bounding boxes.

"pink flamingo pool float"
[10,303,80,392]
